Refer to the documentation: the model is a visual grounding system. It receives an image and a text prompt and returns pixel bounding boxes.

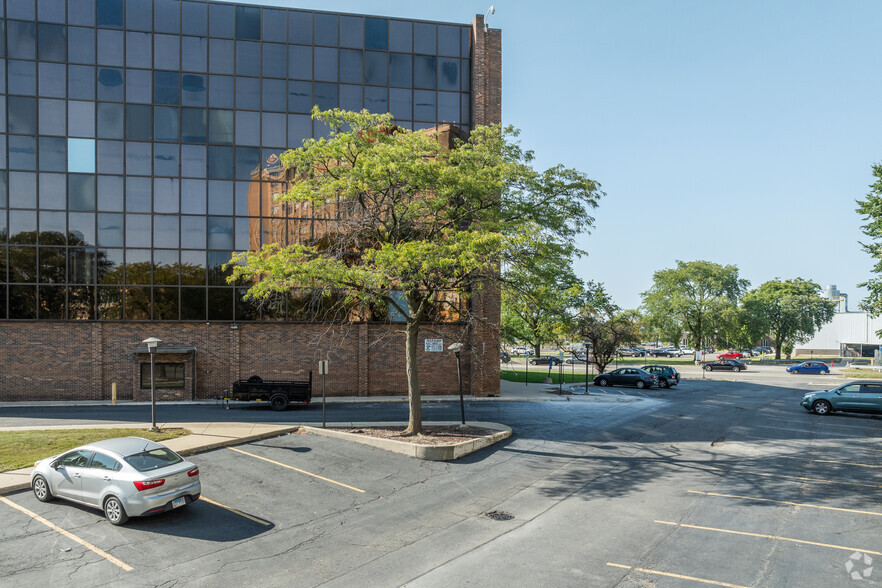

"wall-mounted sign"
[424,339,443,352]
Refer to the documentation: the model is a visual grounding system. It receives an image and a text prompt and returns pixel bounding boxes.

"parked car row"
[593,364,681,389]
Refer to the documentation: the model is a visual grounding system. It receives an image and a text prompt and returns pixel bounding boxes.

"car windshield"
[124,448,183,472]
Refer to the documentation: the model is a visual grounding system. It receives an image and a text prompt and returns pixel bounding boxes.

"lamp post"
[584,339,590,394]
[142,337,161,431]
[448,342,465,426]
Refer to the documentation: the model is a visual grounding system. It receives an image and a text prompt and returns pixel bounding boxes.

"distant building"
[793,285,882,357]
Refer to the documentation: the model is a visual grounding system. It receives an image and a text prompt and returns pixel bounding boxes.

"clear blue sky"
[244,0,882,310]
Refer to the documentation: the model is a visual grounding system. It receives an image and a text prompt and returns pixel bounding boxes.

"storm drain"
[485,510,515,521]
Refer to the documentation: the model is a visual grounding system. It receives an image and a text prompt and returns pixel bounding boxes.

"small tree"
[857,162,882,332]
[229,108,602,435]
[578,286,640,374]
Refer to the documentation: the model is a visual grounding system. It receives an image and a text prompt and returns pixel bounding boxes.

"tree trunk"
[403,319,423,435]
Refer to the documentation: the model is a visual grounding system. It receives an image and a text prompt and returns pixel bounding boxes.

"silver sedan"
[30,437,201,525]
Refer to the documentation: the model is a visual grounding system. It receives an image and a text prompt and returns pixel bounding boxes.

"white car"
[31,437,201,525]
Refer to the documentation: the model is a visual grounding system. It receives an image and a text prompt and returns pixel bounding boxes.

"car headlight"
[803,393,815,399]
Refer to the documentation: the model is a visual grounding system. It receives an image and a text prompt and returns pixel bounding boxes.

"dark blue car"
[786,361,830,375]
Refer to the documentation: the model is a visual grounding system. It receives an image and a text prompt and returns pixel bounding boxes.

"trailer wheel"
[270,394,289,411]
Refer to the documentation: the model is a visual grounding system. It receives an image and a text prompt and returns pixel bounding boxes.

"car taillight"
[133,478,165,492]
[188,467,199,477]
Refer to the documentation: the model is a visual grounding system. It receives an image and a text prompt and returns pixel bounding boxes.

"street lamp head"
[142,337,161,352]
[447,342,464,356]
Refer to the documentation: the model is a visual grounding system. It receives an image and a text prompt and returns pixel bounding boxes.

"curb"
[301,422,512,461]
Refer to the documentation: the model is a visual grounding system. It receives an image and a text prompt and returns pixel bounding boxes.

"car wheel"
[32,475,54,502]
[636,380,646,389]
[733,367,740,373]
[703,365,712,371]
[270,394,289,411]
[792,369,799,374]
[658,379,669,389]
[821,369,829,375]
[597,378,608,387]
[812,399,832,415]
[104,496,129,526]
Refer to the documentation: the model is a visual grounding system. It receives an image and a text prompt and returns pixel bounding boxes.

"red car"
[718,350,743,360]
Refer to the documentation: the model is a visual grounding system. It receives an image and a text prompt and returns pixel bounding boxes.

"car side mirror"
[834,390,842,395]
[50,460,60,470]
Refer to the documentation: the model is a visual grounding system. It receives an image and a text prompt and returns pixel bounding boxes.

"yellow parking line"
[200,497,271,526]
[0,495,133,572]
[706,465,882,489]
[655,520,882,556]
[606,562,748,588]
[228,447,365,493]
[687,490,882,517]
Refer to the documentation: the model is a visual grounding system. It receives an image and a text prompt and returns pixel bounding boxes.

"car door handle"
[74,473,81,478]
[103,476,111,481]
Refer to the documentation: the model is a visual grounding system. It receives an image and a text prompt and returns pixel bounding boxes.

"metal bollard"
[112,382,117,405]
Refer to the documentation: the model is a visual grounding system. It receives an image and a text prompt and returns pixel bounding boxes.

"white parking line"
[0,495,133,571]
[228,447,365,493]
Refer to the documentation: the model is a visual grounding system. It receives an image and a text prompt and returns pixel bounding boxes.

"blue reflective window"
[263,9,287,43]
[38,23,67,62]
[209,3,235,38]
[153,177,179,212]
[126,104,152,141]
[462,27,471,57]
[236,41,260,76]
[69,28,96,64]
[287,81,312,113]
[261,112,286,147]
[262,43,287,78]
[235,6,260,40]
[207,217,234,250]
[365,18,388,51]
[365,52,387,85]
[208,75,234,108]
[9,172,37,208]
[97,68,124,101]
[154,144,179,177]
[182,1,207,36]
[8,97,37,134]
[340,16,363,48]
[126,176,151,212]
[98,213,125,247]
[314,48,338,82]
[155,35,181,71]
[182,36,208,72]
[414,90,435,121]
[125,142,152,176]
[438,25,460,57]
[340,49,362,84]
[154,71,180,105]
[97,30,124,66]
[414,23,436,54]
[38,62,66,98]
[314,83,338,111]
[154,106,180,142]
[288,45,312,80]
[154,0,182,34]
[289,11,312,44]
[181,145,206,178]
[365,86,387,115]
[315,14,338,46]
[125,215,151,247]
[9,60,37,95]
[462,59,470,92]
[9,0,36,20]
[207,146,233,179]
[438,91,459,123]
[209,39,235,74]
[39,137,66,172]
[438,58,459,91]
[39,211,67,239]
[181,180,206,214]
[69,0,96,26]
[389,21,412,53]
[181,108,207,142]
[7,21,36,60]
[182,74,207,106]
[262,78,286,112]
[69,65,96,100]
[9,137,35,170]
[98,175,125,211]
[126,0,152,32]
[126,32,152,68]
[235,147,259,181]
[414,55,436,89]
[235,77,260,110]
[97,140,124,174]
[39,98,66,135]
[208,110,234,144]
[154,215,180,249]
[390,88,412,120]
[68,175,96,211]
[54,136,82,171]
[207,181,233,215]
[126,69,152,103]
[340,84,362,112]
[97,103,124,139]
[235,111,260,145]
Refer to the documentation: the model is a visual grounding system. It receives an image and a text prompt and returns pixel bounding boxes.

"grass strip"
[0,428,189,472]
[500,369,594,384]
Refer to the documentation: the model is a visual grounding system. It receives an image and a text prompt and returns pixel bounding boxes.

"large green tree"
[577,285,640,374]
[741,279,836,359]
[229,108,602,435]
[857,163,882,331]
[641,260,748,352]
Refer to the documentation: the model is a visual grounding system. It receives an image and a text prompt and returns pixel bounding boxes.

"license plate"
[172,497,186,508]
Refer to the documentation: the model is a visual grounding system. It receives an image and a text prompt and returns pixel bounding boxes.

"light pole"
[142,337,161,431]
[448,342,465,426]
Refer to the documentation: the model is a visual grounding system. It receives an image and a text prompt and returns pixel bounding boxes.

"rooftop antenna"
[485,5,495,32]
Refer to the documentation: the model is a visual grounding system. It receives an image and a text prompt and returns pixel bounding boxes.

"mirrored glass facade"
[1,0,474,321]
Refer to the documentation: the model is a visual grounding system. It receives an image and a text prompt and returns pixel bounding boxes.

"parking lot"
[2,376,880,586]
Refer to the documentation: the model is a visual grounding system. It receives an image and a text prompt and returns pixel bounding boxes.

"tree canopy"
[229,108,602,434]
[857,163,882,332]
[577,285,640,374]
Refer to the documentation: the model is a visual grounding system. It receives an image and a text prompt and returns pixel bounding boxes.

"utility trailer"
[228,373,312,411]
